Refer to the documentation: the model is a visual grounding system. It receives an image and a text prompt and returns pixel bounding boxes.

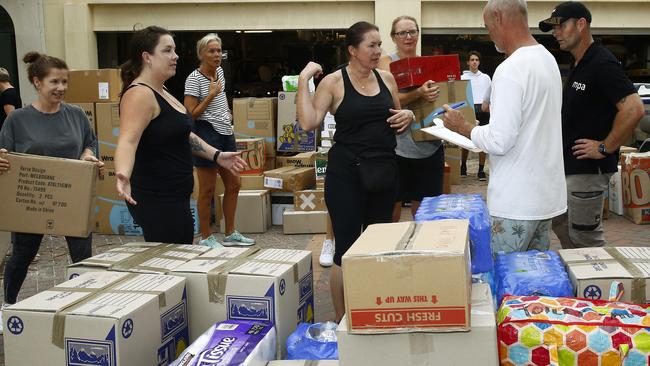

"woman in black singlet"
[114,26,246,244]
[296,21,416,322]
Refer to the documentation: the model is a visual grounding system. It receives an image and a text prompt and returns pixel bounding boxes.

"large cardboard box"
[237,138,266,175]
[65,69,122,103]
[621,152,650,224]
[410,80,475,142]
[95,102,120,170]
[342,220,471,333]
[66,242,210,279]
[337,283,497,366]
[264,166,315,192]
[294,189,325,211]
[276,151,317,168]
[0,153,97,237]
[559,247,650,304]
[283,210,327,234]
[389,55,461,89]
[68,102,96,132]
[277,92,318,152]
[445,145,462,185]
[218,190,271,233]
[170,247,314,358]
[233,97,277,157]
[4,271,190,366]
[609,165,624,215]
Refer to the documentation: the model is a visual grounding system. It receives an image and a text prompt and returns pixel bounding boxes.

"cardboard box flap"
[343,222,415,256]
[561,247,650,280]
[172,258,232,274]
[559,247,613,262]
[69,251,137,268]
[410,219,469,254]
[198,247,261,260]
[7,152,95,168]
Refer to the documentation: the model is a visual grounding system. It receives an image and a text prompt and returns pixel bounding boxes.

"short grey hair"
[486,0,528,17]
[196,33,222,60]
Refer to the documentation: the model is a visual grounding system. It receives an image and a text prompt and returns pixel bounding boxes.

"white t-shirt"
[461,70,491,104]
[470,45,567,220]
[184,67,233,135]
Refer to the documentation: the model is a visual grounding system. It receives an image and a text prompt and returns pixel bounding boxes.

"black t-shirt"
[561,41,637,175]
[0,87,22,130]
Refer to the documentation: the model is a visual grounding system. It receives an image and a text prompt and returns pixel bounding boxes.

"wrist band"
[212,150,221,163]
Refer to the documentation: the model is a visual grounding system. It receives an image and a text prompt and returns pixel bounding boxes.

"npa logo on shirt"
[572,81,587,91]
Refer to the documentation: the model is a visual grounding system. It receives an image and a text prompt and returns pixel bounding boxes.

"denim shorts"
[193,119,237,168]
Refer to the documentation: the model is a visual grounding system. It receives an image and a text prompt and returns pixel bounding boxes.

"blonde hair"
[0,67,9,83]
[196,33,222,60]
[390,15,419,35]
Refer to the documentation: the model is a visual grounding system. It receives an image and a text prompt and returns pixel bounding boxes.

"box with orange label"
[621,152,650,224]
[342,220,471,334]
[236,138,266,175]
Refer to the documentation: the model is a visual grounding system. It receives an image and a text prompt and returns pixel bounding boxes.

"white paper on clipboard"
[421,118,482,153]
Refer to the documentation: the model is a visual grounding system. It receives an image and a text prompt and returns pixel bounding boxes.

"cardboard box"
[218,190,271,233]
[233,97,277,157]
[609,165,624,215]
[277,92,318,152]
[337,283,497,366]
[389,55,461,89]
[67,242,210,279]
[283,210,327,234]
[236,138,266,175]
[315,151,328,182]
[294,189,325,211]
[342,220,471,333]
[559,247,650,304]
[445,145,461,185]
[65,69,122,103]
[621,152,650,224]
[240,174,265,190]
[4,271,189,366]
[68,102,96,132]
[271,192,294,226]
[410,80,475,142]
[95,102,120,170]
[276,151,316,168]
[264,166,315,192]
[443,162,451,194]
[170,247,314,358]
[265,156,276,171]
[0,153,97,237]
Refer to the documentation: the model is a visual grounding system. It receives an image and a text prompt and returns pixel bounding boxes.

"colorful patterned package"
[498,295,650,366]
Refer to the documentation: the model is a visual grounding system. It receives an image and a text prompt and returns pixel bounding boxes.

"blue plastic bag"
[494,250,574,307]
[415,194,493,274]
[286,322,338,360]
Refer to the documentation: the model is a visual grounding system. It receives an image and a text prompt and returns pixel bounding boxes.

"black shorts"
[193,120,237,168]
[474,104,490,126]
[396,146,445,203]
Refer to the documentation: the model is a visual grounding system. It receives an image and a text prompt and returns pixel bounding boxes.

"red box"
[390,55,461,89]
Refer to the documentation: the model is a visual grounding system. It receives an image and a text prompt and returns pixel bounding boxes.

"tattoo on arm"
[189,136,206,153]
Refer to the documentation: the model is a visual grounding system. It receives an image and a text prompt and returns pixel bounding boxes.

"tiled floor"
[0,162,648,365]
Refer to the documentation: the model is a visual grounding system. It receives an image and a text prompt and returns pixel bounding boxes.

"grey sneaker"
[223,230,255,246]
[199,234,224,249]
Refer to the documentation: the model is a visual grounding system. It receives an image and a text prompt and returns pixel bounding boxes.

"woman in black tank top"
[295,21,417,322]
[114,26,247,244]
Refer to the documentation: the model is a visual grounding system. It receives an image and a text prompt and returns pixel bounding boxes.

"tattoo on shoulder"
[189,136,205,153]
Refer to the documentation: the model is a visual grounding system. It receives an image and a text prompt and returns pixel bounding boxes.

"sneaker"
[223,230,255,246]
[0,303,12,335]
[319,239,335,267]
[199,234,224,249]
[460,165,468,177]
[478,171,487,181]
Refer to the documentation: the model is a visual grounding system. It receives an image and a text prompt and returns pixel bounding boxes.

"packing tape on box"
[77,244,206,274]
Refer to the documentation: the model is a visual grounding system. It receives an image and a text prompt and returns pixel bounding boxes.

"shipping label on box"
[294,189,325,211]
[621,152,650,224]
[65,69,122,103]
[219,190,271,233]
[342,220,471,333]
[4,272,189,366]
[559,247,650,304]
[236,138,266,175]
[264,166,315,192]
[277,92,318,153]
[276,151,316,168]
[390,55,461,90]
[0,153,97,237]
[171,248,313,358]
[283,210,327,234]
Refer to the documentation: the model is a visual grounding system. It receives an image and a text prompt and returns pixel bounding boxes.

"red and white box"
[389,55,461,89]
[621,152,650,224]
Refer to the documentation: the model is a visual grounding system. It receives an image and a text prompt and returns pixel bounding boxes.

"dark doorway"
[0,5,19,94]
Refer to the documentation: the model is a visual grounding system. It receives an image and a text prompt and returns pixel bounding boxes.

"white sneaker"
[319,239,335,267]
[0,303,12,335]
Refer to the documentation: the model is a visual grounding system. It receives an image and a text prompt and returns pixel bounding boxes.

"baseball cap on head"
[539,1,592,32]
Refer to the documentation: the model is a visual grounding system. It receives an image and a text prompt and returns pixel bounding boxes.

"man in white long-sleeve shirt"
[443,0,567,254]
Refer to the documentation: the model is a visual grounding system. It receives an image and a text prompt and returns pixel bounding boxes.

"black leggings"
[4,232,92,304]
[127,191,194,244]
[325,145,396,266]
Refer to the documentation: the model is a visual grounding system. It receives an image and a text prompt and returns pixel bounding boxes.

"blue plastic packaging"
[286,322,338,360]
[494,250,574,307]
[415,194,493,274]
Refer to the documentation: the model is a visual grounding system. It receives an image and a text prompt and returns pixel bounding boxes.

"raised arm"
[297,62,334,132]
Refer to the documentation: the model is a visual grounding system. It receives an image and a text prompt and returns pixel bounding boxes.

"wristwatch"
[598,143,610,156]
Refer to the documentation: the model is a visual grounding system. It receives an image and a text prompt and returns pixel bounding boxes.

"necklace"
[348,67,371,89]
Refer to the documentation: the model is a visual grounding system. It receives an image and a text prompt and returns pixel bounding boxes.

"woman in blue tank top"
[296,21,416,322]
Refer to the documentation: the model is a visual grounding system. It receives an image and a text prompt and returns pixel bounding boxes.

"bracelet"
[212,150,221,163]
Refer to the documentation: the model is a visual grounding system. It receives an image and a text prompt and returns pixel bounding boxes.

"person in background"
[297,21,415,321]
[539,1,644,248]
[377,15,443,222]
[460,51,492,181]
[184,33,254,248]
[0,52,103,333]
[115,26,246,245]
[0,67,22,130]
[443,0,567,254]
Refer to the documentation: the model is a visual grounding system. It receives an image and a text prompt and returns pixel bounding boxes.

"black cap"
[539,1,592,32]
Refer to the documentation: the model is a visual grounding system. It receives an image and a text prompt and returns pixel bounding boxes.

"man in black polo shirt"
[539,1,644,248]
